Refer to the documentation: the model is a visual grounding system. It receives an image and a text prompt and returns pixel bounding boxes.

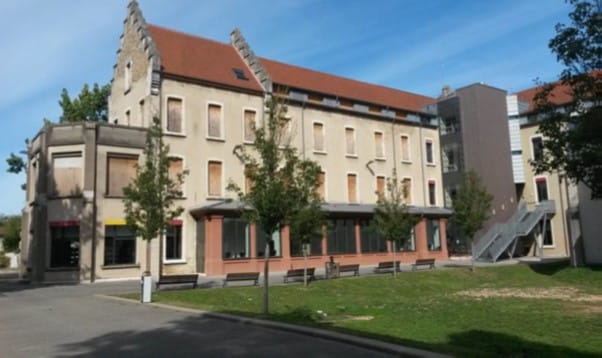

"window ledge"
[48,195,83,200]
[164,260,187,265]
[223,258,252,262]
[401,160,412,164]
[101,264,140,270]
[427,249,442,252]
[46,267,79,272]
[313,150,327,155]
[426,163,437,167]
[243,140,255,145]
[104,195,126,199]
[165,132,186,138]
[374,157,386,161]
[206,137,226,143]
[206,196,225,201]
[345,154,358,159]
[543,245,556,249]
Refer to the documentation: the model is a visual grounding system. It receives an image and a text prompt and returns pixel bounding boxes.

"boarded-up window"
[208,161,222,196]
[52,153,82,197]
[402,178,412,204]
[244,165,255,193]
[208,104,222,138]
[313,123,324,152]
[168,158,183,193]
[279,117,291,144]
[401,135,410,162]
[107,155,137,197]
[317,171,325,200]
[167,98,182,133]
[374,132,384,158]
[244,109,256,142]
[347,173,357,203]
[376,176,385,201]
[345,128,355,155]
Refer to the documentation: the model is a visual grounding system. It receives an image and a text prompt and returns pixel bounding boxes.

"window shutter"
[376,176,385,201]
[403,178,412,204]
[167,98,182,133]
[108,156,137,196]
[317,172,325,200]
[401,136,409,161]
[375,132,384,158]
[52,154,82,197]
[244,110,256,142]
[208,104,222,138]
[313,123,324,151]
[208,161,222,196]
[345,128,355,155]
[347,174,357,203]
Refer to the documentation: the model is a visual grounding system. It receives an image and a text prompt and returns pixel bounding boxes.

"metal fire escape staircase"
[472,200,555,262]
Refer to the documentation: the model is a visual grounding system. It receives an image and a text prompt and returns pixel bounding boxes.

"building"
[19,1,451,283]
[435,84,518,255]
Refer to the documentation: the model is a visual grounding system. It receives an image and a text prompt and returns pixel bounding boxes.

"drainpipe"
[419,120,427,206]
[90,123,99,282]
[301,98,306,159]
[557,175,570,260]
[391,117,398,176]
[158,79,164,279]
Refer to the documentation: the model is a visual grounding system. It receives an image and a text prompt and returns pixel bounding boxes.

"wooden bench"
[411,258,435,271]
[156,274,198,290]
[373,261,401,273]
[339,264,360,276]
[222,272,260,287]
[283,268,315,283]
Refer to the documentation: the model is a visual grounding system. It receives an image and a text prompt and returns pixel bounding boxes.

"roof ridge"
[147,23,233,49]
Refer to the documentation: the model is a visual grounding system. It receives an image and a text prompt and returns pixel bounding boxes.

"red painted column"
[322,224,328,256]
[355,219,362,255]
[250,222,257,258]
[439,218,449,258]
[415,218,428,259]
[282,225,291,259]
[205,215,223,275]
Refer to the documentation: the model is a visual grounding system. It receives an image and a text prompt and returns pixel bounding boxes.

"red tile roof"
[148,24,433,113]
[148,25,264,93]
[516,82,573,112]
[261,58,434,113]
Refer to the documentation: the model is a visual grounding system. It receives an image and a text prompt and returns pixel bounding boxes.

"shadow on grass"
[526,260,602,276]
[230,307,600,357]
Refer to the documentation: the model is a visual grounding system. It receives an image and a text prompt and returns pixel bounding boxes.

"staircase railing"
[473,203,527,260]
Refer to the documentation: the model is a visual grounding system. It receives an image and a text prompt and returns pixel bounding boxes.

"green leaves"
[0,215,21,252]
[59,83,110,123]
[452,170,493,242]
[6,153,26,174]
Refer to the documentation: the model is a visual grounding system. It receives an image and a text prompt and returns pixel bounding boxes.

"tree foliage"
[372,170,419,277]
[452,170,493,243]
[123,117,187,274]
[59,83,110,123]
[533,0,602,198]
[228,97,323,312]
[1,215,21,253]
[6,153,26,174]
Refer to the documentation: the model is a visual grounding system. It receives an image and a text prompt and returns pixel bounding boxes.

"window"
[360,220,386,253]
[222,218,250,259]
[531,136,544,162]
[428,180,436,206]
[52,153,82,197]
[402,227,416,251]
[541,219,553,246]
[425,139,434,164]
[124,61,132,91]
[440,116,460,135]
[208,103,222,138]
[50,224,79,268]
[402,178,412,204]
[327,219,356,254]
[208,161,222,197]
[443,147,458,173]
[400,135,410,162]
[290,226,323,256]
[317,171,326,200]
[535,177,548,202]
[232,68,249,80]
[313,122,325,152]
[347,173,358,203]
[279,117,292,145]
[244,109,256,142]
[374,131,385,159]
[168,157,184,194]
[345,127,356,156]
[256,223,281,257]
[244,109,257,143]
[104,225,136,265]
[166,221,183,261]
[167,97,183,133]
[376,176,385,201]
[427,219,441,251]
[106,154,137,197]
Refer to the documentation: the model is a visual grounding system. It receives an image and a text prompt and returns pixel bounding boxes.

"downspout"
[91,123,98,282]
[419,120,427,206]
[301,99,306,159]
[557,175,570,260]
[391,117,398,175]
[158,76,164,279]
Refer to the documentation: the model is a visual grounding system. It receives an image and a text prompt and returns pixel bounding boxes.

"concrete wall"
[578,184,602,264]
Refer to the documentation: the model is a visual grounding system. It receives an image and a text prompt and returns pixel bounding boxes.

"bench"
[339,264,360,276]
[156,274,198,290]
[222,272,260,287]
[411,258,435,271]
[373,261,401,273]
[283,268,315,283]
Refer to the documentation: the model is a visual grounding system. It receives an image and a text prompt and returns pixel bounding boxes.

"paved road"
[0,278,394,357]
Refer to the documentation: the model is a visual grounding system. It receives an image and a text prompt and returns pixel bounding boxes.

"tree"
[228,97,322,313]
[452,170,493,269]
[6,83,110,181]
[372,170,419,278]
[123,117,187,277]
[289,202,324,287]
[1,215,21,253]
[533,0,602,198]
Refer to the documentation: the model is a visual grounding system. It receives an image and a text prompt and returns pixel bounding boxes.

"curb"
[96,294,449,358]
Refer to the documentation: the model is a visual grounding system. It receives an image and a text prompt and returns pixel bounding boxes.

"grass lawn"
[122,262,602,357]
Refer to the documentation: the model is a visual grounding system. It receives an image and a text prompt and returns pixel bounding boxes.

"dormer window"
[232,68,249,80]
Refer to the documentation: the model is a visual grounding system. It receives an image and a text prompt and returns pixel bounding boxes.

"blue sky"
[0,0,570,215]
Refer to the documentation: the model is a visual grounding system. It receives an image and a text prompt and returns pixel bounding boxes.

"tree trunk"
[263,241,270,315]
[144,239,151,276]
[303,248,308,287]
[392,240,397,279]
